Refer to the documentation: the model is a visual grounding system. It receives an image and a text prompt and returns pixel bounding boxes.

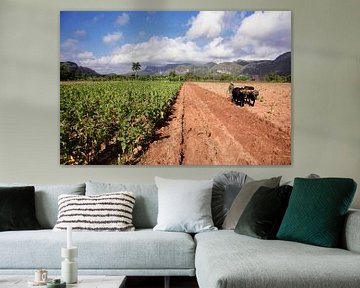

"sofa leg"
[164,276,170,288]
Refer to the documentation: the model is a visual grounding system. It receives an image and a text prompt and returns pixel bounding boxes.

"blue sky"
[60,11,291,74]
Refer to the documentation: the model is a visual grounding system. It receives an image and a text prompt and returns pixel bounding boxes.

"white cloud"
[115,13,130,26]
[81,35,238,74]
[61,39,79,51]
[204,37,233,59]
[103,32,123,44]
[78,51,95,60]
[81,36,200,73]
[110,36,202,64]
[186,11,226,39]
[72,11,291,74]
[231,11,291,59]
[74,29,86,38]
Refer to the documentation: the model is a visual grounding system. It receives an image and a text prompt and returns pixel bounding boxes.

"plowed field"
[140,82,291,165]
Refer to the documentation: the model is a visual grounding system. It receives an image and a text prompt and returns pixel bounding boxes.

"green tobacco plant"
[60,80,182,165]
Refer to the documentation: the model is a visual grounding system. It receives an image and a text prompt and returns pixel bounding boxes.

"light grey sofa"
[195,211,360,288]
[0,181,359,288]
[0,182,195,280]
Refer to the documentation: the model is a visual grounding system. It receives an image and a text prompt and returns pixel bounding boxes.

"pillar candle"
[67,225,72,248]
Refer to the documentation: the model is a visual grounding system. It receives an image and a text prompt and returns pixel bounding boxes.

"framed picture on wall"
[60,11,291,165]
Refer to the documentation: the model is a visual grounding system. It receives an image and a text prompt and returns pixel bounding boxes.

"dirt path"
[140,82,291,165]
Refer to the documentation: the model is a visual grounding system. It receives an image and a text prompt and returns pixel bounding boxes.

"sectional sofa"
[0,176,359,288]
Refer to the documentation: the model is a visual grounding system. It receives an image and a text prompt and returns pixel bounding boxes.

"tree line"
[61,61,290,83]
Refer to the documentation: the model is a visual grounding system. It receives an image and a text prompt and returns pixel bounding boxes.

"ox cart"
[229,84,259,107]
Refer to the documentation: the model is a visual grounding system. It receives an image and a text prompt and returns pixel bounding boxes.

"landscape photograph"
[60,10,292,165]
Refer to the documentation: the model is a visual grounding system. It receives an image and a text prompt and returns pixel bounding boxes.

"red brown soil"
[140,82,291,165]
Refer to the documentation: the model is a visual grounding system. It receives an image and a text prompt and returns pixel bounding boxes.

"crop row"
[60,80,182,164]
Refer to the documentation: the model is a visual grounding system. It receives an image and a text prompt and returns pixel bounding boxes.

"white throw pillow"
[53,192,135,231]
[153,177,217,233]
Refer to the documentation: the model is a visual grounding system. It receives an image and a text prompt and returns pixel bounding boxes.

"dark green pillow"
[276,178,357,247]
[235,185,292,239]
[0,186,41,231]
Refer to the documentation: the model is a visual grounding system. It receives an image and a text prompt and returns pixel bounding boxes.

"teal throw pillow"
[277,178,357,247]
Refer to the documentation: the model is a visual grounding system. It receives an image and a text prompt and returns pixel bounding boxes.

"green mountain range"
[60,51,291,80]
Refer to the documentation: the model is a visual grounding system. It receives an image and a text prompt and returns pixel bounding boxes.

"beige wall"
[0,0,359,208]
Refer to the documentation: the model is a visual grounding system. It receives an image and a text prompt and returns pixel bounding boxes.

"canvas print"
[60,11,291,165]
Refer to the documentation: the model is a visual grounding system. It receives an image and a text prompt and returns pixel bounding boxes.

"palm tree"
[132,62,141,78]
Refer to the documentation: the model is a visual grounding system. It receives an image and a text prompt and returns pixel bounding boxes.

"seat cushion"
[195,230,360,288]
[0,229,195,271]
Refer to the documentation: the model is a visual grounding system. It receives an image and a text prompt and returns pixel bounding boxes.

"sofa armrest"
[342,209,360,253]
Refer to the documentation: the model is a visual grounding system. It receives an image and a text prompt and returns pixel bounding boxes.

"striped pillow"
[53,192,136,231]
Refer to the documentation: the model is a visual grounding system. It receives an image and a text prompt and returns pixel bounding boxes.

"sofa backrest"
[86,181,158,229]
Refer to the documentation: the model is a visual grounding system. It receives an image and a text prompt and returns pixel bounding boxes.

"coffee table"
[0,275,126,288]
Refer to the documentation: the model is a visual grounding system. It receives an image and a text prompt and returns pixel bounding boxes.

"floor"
[126,276,199,288]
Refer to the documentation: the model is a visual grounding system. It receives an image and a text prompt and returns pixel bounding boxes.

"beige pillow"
[222,177,281,230]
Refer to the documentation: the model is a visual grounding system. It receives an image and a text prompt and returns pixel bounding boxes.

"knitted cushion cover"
[277,178,357,247]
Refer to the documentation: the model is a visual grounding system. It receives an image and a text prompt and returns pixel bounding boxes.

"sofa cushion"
[342,209,360,253]
[212,171,250,228]
[0,229,195,272]
[0,186,40,231]
[153,177,216,233]
[195,230,360,288]
[0,183,86,229]
[86,182,158,229]
[53,192,136,232]
[222,177,281,229]
[234,185,292,239]
[277,178,357,247]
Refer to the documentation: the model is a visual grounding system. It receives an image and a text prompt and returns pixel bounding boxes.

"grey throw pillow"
[212,171,251,228]
[283,173,320,186]
[222,177,281,230]
[153,177,217,233]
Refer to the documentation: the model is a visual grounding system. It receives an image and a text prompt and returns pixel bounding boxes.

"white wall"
[0,0,359,208]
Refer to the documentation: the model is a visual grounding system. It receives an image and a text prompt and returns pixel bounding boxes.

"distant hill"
[60,52,291,80]
[241,52,291,78]
[60,61,99,80]
[140,51,291,79]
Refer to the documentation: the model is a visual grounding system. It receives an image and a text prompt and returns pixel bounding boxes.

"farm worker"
[228,82,235,96]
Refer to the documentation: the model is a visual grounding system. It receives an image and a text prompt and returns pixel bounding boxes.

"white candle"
[67,225,72,249]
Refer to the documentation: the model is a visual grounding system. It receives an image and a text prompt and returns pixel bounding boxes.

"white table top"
[0,275,126,288]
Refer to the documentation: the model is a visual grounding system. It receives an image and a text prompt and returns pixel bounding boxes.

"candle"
[67,225,72,249]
